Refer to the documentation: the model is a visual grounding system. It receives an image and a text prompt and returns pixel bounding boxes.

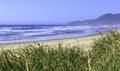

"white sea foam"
[23,31,53,36]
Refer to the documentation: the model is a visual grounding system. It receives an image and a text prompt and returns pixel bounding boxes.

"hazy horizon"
[0,0,120,25]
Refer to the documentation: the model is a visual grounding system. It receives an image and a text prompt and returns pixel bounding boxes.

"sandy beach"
[0,34,101,51]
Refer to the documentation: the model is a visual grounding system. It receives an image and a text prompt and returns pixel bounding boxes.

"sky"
[0,0,120,25]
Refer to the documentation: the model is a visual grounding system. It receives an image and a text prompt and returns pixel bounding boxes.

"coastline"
[0,29,120,51]
[0,33,100,51]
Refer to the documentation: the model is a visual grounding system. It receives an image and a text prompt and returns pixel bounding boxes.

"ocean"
[0,25,120,44]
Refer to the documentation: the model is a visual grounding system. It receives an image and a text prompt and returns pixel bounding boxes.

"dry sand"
[0,34,101,51]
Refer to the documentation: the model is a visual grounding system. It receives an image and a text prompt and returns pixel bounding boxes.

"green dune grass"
[0,30,120,71]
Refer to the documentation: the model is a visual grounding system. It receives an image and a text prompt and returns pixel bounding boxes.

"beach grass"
[0,30,120,71]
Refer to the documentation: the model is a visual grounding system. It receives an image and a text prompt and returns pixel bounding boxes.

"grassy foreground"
[0,30,120,71]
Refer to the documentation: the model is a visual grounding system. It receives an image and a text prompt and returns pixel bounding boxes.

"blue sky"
[0,0,120,25]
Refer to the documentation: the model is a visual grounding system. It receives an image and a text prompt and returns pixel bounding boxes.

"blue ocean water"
[0,25,120,44]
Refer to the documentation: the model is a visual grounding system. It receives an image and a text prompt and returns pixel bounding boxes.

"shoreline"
[0,32,98,44]
[0,33,100,51]
[0,29,119,51]
[0,32,98,45]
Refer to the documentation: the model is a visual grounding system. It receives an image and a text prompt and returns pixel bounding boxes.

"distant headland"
[68,13,120,26]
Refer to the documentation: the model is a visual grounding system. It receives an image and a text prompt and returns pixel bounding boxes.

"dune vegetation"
[0,30,120,71]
